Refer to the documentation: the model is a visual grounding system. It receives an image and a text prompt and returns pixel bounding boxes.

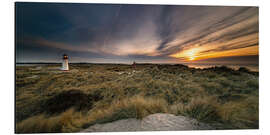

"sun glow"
[187,49,197,61]
[189,57,195,61]
[170,48,199,61]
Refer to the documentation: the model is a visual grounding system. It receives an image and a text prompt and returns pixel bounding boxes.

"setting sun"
[189,56,195,61]
[170,48,199,61]
[187,49,197,61]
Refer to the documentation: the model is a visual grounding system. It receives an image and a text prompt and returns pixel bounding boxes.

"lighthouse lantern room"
[61,54,69,71]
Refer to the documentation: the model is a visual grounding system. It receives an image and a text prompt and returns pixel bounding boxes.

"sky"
[15,2,259,64]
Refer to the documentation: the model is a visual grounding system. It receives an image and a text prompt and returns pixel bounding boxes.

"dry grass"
[84,96,168,125]
[217,96,259,129]
[16,109,82,133]
[15,64,259,133]
[16,96,168,133]
[170,97,220,122]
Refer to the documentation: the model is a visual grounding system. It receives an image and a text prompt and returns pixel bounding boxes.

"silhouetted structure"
[132,61,136,68]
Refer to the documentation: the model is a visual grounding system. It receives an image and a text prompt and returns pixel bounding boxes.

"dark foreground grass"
[15,64,259,133]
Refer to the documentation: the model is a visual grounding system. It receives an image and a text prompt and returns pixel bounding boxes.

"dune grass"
[15,64,259,133]
[16,96,168,133]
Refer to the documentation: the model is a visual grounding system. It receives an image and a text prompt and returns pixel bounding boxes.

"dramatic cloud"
[16,3,258,64]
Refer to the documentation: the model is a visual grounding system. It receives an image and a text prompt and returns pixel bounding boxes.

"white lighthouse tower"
[61,54,69,71]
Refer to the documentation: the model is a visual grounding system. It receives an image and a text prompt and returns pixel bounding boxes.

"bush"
[201,82,223,94]
[217,96,258,129]
[183,98,220,122]
[16,109,82,133]
[238,67,250,73]
[42,90,95,114]
[246,79,259,88]
[170,97,220,123]
[84,95,168,126]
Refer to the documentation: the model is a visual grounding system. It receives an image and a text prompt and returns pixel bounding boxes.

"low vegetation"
[15,64,259,133]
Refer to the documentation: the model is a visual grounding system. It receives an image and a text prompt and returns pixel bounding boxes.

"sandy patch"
[81,113,213,132]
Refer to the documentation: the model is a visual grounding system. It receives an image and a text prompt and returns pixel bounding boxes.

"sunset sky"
[16,2,259,64]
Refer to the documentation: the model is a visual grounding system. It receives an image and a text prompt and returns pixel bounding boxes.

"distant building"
[132,61,136,68]
[61,54,69,71]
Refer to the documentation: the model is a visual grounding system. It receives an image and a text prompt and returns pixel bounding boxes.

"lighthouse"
[61,54,69,71]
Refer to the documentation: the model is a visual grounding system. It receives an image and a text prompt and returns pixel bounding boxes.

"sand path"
[81,113,214,132]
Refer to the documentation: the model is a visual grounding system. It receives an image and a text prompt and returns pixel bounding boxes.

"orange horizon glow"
[170,26,259,62]
[170,45,258,62]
